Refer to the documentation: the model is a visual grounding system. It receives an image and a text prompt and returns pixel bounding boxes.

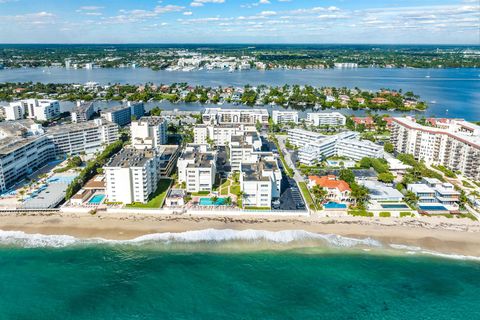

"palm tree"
[211,196,218,204]
[237,191,245,208]
[225,196,232,206]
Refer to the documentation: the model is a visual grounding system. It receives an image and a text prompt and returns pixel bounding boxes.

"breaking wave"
[1,229,479,261]
[0,229,380,249]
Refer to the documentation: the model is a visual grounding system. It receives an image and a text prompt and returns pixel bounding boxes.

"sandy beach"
[0,211,480,257]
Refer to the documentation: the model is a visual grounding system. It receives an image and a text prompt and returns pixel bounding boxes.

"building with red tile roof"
[308,175,352,202]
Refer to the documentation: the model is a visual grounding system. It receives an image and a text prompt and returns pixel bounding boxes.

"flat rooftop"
[135,116,166,126]
[107,148,155,168]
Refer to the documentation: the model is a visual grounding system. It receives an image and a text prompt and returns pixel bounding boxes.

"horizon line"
[0,42,479,46]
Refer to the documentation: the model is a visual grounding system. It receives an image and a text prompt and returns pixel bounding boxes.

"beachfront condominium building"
[240,155,282,208]
[71,102,95,123]
[11,99,60,121]
[0,120,55,191]
[105,148,161,204]
[101,102,145,127]
[193,124,256,146]
[202,108,269,125]
[271,110,299,124]
[307,112,346,126]
[177,144,217,193]
[391,117,480,181]
[296,131,383,165]
[131,116,167,150]
[46,119,119,155]
[229,132,263,171]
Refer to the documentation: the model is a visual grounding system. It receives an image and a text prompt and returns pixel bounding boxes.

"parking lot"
[273,162,306,211]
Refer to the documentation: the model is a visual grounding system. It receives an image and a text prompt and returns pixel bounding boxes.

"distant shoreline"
[1,212,480,257]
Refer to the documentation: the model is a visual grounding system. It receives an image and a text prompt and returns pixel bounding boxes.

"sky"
[0,0,478,44]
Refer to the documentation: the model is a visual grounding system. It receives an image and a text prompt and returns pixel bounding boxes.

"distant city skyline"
[0,0,478,44]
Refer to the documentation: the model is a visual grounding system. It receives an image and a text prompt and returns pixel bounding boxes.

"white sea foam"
[389,243,480,262]
[0,229,381,249]
[2,229,479,261]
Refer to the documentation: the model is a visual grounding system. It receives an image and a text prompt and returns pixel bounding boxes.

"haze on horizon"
[0,0,478,44]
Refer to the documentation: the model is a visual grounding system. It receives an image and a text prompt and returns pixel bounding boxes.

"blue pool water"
[381,204,409,209]
[324,202,347,209]
[419,205,448,211]
[88,194,105,204]
[199,198,226,206]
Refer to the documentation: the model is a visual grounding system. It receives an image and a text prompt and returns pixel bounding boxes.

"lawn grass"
[191,191,210,196]
[462,180,474,188]
[126,179,171,208]
[298,181,315,210]
[220,187,229,196]
[230,185,240,196]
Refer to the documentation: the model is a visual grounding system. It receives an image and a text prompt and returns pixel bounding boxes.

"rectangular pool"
[324,202,347,209]
[89,194,105,204]
[381,204,409,209]
[419,205,448,211]
[199,198,226,206]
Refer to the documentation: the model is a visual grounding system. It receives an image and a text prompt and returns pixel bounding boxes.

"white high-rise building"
[131,116,167,150]
[0,120,55,191]
[14,99,60,121]
[391,117,480,181]
[46,119,119,155]
[177,144,217,193]
[240,155,282,208]
[307,112,346,126]
[71,102,95,123]
[193,124,256,146]
[3,103,25,121]
[202,108,269,125]
[272,110,299,124]
[105,148,161,204]
[229,132,263,171]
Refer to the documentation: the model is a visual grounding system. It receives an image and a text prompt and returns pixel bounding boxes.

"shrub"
[379,211,391,218]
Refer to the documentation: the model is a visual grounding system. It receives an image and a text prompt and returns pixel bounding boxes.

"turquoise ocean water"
[0,230,479,319]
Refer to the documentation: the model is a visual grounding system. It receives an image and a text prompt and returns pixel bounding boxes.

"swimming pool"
[380,204,409,209]
[419,205,448,211]
[199,198,226,206]
[324,202,347,209]
[89,194,105,204]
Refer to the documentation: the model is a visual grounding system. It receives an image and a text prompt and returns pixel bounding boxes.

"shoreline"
[1,212,480,257]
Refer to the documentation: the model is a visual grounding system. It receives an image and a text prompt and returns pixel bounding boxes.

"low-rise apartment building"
[391,117,480,181]
[177,144,217,193]
[105,148,161,204]
[307,112,346,126]
[101,102,145,127]
[131,116,167,150]
[297,131,383,165]
[202,108,269,125]
[271,110,299,124]
[407,177,460,210]
[287,128,325,146]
